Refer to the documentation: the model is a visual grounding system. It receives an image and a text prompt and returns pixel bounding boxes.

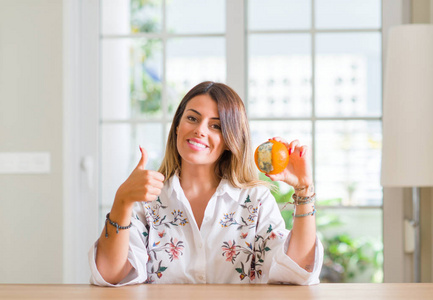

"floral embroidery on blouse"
[221,240,239,263]
[146,260,168,283]
[144,198,188,229]
[146,237,185,282]
[142,197,187,282]
[165,238,184,261]
[221,224,281,281]
[219,195,259,230]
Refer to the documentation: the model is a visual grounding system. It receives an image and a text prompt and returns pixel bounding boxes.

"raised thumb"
[136,145,148,169]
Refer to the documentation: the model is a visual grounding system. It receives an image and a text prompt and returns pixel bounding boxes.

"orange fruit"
[254,140,289,175]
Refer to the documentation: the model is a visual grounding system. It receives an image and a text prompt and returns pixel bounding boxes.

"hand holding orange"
[254,140,289,175]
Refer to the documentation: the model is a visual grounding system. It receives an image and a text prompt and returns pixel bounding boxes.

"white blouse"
[88,174,323,286]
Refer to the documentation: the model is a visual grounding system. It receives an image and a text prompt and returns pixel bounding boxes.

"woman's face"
[176,94,227,168]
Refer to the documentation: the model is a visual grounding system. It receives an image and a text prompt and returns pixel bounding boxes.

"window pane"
[101,38,163,120]
[316,0,381,29]
[101,0,163,35]
[315,33,381,117]
[166,37,226,115]
[250,121,312,156]
[167,0,225,34]
[100,123,163,208]
[317,209,383,283]
[315,121,382,206]
[248,0,311,30]
[248,34,311,117]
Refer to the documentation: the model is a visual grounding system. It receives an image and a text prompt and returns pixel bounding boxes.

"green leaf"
[245,195,251,203]
[267,224,272,233]
[264,247,271,252]
[159,266,167,272]
[235,268,243,274]
[142,232,148,237]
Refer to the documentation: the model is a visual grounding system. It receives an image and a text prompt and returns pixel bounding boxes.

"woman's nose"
[194,122,207,137]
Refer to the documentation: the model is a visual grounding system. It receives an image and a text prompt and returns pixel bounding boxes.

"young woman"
[89,81,323,285]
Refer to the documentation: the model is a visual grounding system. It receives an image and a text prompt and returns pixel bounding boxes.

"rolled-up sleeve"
[268,232,324,285]
[88,208,150,286]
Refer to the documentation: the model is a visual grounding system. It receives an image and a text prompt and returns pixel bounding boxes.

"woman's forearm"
[286,186,317,272]
[95,199,134,284]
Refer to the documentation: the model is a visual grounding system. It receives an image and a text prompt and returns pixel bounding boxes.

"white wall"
[0,0,63,283]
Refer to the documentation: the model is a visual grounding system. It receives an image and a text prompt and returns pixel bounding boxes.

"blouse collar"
[167,172,242,203]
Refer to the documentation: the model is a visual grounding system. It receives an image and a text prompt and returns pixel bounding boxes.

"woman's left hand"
[266,137,313,189]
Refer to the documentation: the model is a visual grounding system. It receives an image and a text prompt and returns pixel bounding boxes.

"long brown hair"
[159,81,266,189]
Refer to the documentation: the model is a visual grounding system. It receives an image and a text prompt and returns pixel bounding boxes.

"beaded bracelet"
[105,213,132,238]
[292,193,316,205]
[292,205,316,218]
[281,193,316,210]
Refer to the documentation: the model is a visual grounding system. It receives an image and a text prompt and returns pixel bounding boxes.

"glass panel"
[135,123,164,171]
[167,0,225,34]
[248,0,311,30]
[315,33,381,117]
[248,34,312,118]
[166,37,226,115]
[317,208,383,283]
[250,120,312,160]
[316,0,381,29]
[101,38,163,120]
[101,0,163,35]
[165,122,172,145]
[100,123,163,208]
[315,121,382,206]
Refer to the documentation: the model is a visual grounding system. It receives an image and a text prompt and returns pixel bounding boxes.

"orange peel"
[254,140,289,175]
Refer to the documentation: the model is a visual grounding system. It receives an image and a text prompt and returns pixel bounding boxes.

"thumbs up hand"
[114,146,165,208]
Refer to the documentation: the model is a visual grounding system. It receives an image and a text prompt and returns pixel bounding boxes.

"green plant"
[321,233,383,283]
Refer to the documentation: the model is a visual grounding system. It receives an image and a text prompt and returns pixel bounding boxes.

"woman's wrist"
[111,196,134,223]
[292,202,316,217]
[294,184,315,197]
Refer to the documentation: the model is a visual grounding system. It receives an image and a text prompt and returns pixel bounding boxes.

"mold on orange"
[254,140,289,175]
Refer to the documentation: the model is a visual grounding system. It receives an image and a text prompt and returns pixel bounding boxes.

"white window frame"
[63,0,100,284]
[63,0,408,283]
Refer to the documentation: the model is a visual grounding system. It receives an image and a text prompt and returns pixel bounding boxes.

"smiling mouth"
[187,139,208,149]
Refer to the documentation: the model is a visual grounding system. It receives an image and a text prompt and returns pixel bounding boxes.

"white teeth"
[188,140,206,148]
